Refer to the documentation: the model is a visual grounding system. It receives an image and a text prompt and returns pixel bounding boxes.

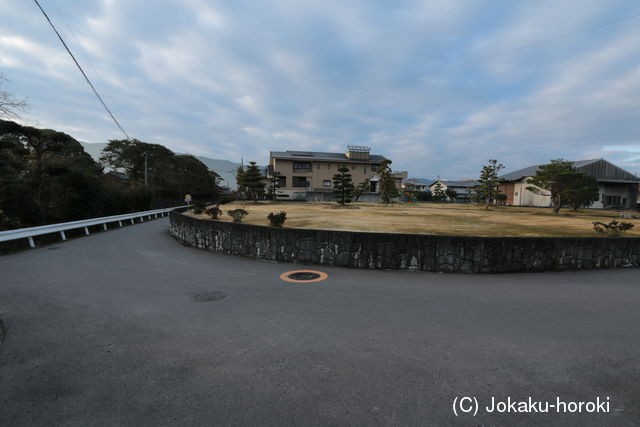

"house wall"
[499,178,552,207]
[502,179,638,209]
[499,182,515,205]
[594,183,637,209]
[273,158,379,192]
[514,179,552,206]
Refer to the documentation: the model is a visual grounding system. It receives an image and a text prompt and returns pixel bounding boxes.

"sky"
[1,0,639,179]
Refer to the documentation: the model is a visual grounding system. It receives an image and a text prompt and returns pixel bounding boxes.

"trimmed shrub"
[267,211,287,227]
[593,220,634,235]
[205,205,223,220]
[228,208,249,223]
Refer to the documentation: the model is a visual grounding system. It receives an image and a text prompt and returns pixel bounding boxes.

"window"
[316,163,320,169]
[371,164,379,172]
[364,167,367,174]
[604,195,621,206]
[323,180,331,188]
[293,162,310,170]
[327,163,331,169]
[292,176,309,187]
[515,192,518,196]
[352,165,357,171]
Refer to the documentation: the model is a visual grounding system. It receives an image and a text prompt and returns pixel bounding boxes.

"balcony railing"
[292,181,310,188]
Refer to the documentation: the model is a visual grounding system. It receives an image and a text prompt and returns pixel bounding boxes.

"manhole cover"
[280,270,328,283]
[192,291,227,302]
[288,272,320,280]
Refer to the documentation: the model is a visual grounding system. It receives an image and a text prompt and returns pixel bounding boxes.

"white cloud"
[1,0,639,179]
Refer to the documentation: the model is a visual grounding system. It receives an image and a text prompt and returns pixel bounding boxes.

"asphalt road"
[1,218,639,426]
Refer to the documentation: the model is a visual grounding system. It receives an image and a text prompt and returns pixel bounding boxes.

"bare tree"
[0,73,28,119]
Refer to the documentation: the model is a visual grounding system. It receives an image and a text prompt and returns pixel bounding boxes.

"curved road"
[1,218,639,426]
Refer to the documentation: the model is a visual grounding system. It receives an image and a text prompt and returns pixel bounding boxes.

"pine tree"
[431,182,446,201]
[527,159,599,213]
[474,159,505,210]
[445,188,458,202]
[352,179,370,202]
[267,172,282,200]
[332,166,354,204]
[236,166,246,193]
[378,160,399,205]
[242,161,266,203]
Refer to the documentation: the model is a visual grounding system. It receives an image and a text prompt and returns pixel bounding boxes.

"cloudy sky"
[1,0,639,178]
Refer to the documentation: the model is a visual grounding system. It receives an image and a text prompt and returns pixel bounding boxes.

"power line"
[47,0,118,110]
[32,0,130,140]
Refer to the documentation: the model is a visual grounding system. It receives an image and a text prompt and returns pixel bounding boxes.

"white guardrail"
[0,205,188,248]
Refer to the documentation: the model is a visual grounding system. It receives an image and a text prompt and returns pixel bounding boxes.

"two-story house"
[268,146,407,201]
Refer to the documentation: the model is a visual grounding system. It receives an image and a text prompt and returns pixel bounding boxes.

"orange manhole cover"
[280,269,328,283]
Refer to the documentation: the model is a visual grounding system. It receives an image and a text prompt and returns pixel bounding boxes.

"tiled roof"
[270,150,387,163]
[499,159,600,181]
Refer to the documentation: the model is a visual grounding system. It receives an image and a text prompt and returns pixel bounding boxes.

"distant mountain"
[193,156,242,188]
[79,141,246,189]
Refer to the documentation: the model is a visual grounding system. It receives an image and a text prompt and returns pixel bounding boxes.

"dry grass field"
[188,201,640,237]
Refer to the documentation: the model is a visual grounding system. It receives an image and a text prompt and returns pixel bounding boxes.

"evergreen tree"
[474,159,505,210]
[445,188,458,202]
[242,161,266,203]
[100,139,218,200]
[431,182,446,201]
[352,178,370,202]
[527,159,599,213]
[267,172,282,200]
[378,160,399,205]
[562,173,600,210]
[236,166,246,193]
[0,119,154,227]
[332,166,354,204]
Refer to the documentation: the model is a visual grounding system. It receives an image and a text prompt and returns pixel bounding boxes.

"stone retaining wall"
[169,212,640,273]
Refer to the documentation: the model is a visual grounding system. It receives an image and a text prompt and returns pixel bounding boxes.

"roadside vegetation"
[0,119,222,230]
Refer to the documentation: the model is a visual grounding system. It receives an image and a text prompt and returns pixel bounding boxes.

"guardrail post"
[84,226,90,235]
[148,215,151,220]
[28,236,35,248]
[103,223,108,231]
[60,231,66,240]
[118,221,123,227]
[140,216,144,222]
[130,219,135,224]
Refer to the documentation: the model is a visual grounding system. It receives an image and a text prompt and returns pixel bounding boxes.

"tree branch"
[0,73,29,119]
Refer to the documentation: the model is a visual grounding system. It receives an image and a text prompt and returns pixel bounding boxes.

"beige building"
[499,159,639,210]
[268,146,407,201]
